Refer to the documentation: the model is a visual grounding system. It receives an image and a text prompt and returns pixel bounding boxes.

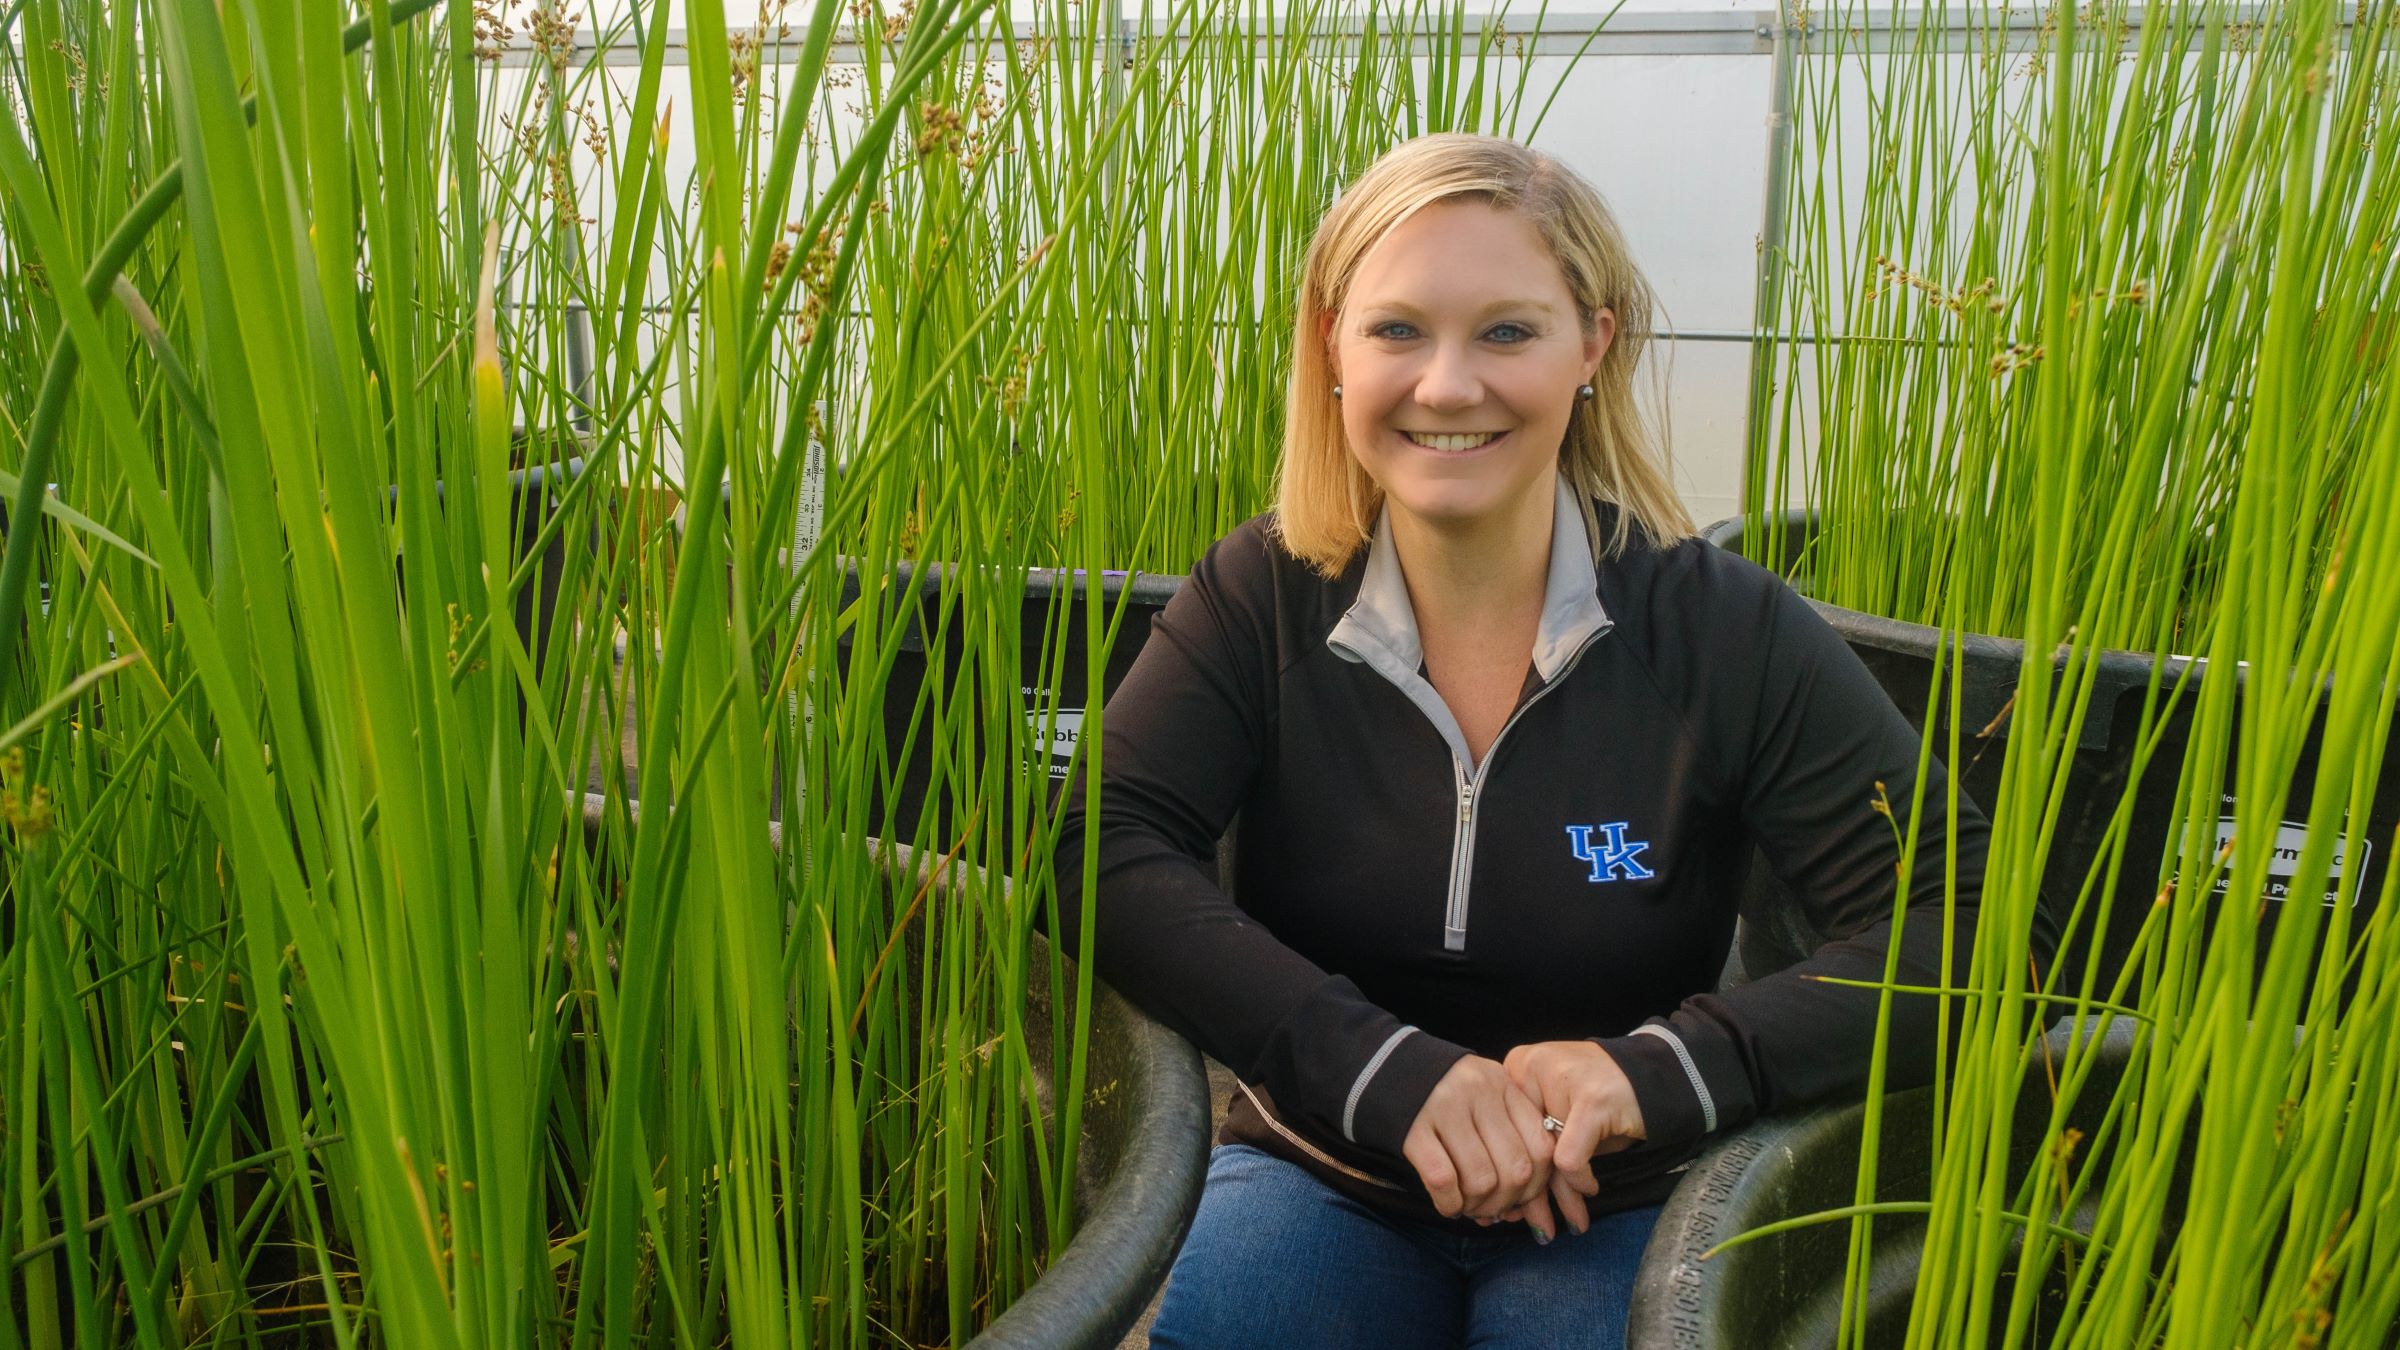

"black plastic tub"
[493,457,586,670]
[971,918,1212,1349]
[393,456,588,678]
[1627,1019,2181,1348]
[579,791,1212,1349]
[11,453,583,649]
[1704,512,2396,1006]
[838,562,1183,853]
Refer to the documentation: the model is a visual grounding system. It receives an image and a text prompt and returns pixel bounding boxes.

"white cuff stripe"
[1630,1023,1718,1133]
[1342,1027,1420,1142]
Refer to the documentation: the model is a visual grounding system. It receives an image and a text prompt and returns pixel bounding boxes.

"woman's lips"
[1401,429,1511,454]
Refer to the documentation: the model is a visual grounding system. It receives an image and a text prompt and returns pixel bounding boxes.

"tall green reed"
[1729,2,2400,1344]
[1748,0,2398,652]
[0,0,1615,1344]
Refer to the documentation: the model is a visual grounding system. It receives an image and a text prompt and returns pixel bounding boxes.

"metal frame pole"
[1742,5,1798,519]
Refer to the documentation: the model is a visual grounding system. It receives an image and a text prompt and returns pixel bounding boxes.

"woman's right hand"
[1400,1055,1557,1222]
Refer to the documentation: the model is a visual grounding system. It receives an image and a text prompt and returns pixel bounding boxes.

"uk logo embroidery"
[1566,823,1654,883]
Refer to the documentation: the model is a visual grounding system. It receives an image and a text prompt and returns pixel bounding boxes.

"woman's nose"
[1413,342,1486,410]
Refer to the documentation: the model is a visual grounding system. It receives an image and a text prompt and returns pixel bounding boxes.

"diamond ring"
[1542,1115,1567,1135]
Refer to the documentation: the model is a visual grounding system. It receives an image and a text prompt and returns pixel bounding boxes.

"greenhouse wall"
[494,0,1787,524]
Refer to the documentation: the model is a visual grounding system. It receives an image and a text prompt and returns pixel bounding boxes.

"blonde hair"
[1273,133,1695,578]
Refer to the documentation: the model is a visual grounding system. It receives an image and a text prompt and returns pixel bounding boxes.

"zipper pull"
[1458,783,1473,823]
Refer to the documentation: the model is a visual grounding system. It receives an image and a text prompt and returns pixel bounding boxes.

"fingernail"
[1572,1222,1589,1237]
[1533,1225,1551,1245]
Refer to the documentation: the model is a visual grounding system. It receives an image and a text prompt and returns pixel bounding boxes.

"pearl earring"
[1577,383,1595,400]
[1333,384,1343,400]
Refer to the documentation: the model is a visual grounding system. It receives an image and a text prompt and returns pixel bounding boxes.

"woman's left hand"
[1495,1040,1647,1237]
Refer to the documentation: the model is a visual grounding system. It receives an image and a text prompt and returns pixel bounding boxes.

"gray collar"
[1325,476,1613,762]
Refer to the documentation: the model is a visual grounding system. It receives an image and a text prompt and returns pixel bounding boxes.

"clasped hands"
[1399,1041,1646,1243]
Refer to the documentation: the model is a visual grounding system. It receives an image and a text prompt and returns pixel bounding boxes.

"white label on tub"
[1027,709,1084,780]
[2210,812,2368,908]
[789,405,830,804]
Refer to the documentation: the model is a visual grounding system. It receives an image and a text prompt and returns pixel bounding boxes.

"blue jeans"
[1148,1144,1662,1349]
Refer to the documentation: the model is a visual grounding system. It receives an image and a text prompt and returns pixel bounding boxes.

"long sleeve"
[1044,526,1471,1164]
[1592,577,2060,1148]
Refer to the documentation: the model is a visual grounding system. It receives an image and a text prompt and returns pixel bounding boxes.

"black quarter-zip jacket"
[1049,478,2046,1226]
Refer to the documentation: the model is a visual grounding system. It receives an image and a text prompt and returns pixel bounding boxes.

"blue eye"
[1368,321,1535,342]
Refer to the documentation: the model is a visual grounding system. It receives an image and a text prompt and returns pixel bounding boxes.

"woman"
[1050,133,2026,1348]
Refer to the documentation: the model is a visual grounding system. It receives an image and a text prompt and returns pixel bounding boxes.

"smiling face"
[1323,197,1614,543]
